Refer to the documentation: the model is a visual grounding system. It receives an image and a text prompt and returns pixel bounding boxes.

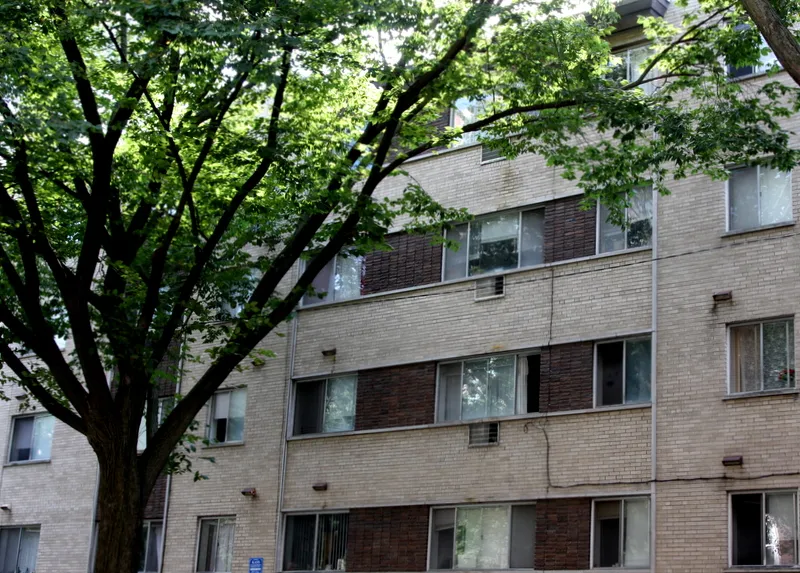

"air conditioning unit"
[469,422,499,446]
[475,275,505,300]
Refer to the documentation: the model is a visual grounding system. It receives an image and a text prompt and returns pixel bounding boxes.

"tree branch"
[739,0,800,87]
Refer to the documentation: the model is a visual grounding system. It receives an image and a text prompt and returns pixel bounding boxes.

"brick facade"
[544,195,597,263]
[143,474,168,520]
[362,233,443,296]
[539,342,595,413]
[535,498,592,570]
[347,506,430,572]
[355,363,436,431]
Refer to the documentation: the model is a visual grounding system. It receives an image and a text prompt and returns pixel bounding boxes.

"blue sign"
[249,557,264,573]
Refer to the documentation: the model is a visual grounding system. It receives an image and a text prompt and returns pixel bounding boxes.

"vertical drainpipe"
[274,267,299,572]
[158,331,187,573]
[650,189,659,573]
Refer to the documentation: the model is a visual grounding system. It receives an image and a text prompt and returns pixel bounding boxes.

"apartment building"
[1,1,799,572]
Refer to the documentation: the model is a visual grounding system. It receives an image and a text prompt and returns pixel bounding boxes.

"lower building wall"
[348,506,430,572]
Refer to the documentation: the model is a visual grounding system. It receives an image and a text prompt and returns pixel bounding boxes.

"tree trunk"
[739,0,800,87]
[93,453,143,573]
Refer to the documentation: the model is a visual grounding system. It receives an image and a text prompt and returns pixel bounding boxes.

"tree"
[0,0,798,570]
[737,0,800,86]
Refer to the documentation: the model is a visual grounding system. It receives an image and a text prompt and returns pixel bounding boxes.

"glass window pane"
[144,523,163,573]
[623,499,650,567]
[10,417,34,462]
[462,360,489,420]
[431,509,455,569]
[284,515,316,571]
[760,167,792,226]
[333,255,362,301]
[594,501,621,567]
[213,393,230,420]
[486,356,515,417]
[0,528,20,573]
[17,528,39,573]
[438,364,463,422]
[629,47,655,95]
[323,376,356,432]
[627,187,653,248]
[444,224,469,281]
[729,167,760,231]
[455,507,510,569]
[137,412,148,452]
[766,493,797,565]
[303,259,334,305]
[469,214,519,276]
[226,390,246,442]
[598,202,625,253]
[294,381,325,435]
[510,506,536,568]
[625,339,652,404]
[31,415,54,461]
[315,514,348,571]
[763,321,792,390]
[597,342,624,406]
[732,325,762,392]
[197,520,217,572]
[139,524,149,573]
[732,494,763,565]
[215,520,235,573]
[520,210,544,267]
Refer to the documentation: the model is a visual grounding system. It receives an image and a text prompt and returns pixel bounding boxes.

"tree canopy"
[1,0,800,570]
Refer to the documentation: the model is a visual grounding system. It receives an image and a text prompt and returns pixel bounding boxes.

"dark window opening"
[527,354,540,413]
[597,342,624,406]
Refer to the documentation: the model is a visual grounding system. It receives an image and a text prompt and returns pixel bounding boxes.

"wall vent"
[475,275,505,300]
[469,422,499,446]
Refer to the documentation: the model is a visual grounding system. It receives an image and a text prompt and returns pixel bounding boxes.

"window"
[728,30,780,78]
[598,186,653,254]
[208,389,246,444]
[607,45,656,95]
[138,397,174,451]
[9,414,54,463]
[444,209,544,280]
[732,491,798,566]
[283,513,348,571]
[727,166,792,232]
[730,318,795,393]
[450,97,500,147]
[429,504,535,570]
[302,254,363,306]
[196,517,235,573]
[140,521,163,573]
[0,527,40,573]
[595,337,652,406]
[293,376,356,435]
[437,354,539,422]
[593,498,650,568]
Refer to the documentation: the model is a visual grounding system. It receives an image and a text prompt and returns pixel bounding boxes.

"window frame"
[195,516,236,573]
[596,186,654,255]
[728,317,795,394]
[281,511,350,572]
[138,396,175,452]
[7,413,54,464]
[0,525,41,573]
[725,165,793,232]
[591,497,651,570]
[593,336,653,408]
[442,207,546,282]
[207,388,247,445]
[427,503,536,571]
[139,520,164,573]
[728,489,799,567]
[609,43,656,95]
[291,375,358,436]
[436,352,536,423]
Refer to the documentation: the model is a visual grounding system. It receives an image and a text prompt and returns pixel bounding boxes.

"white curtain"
[227,390,246,442]
[760,167,792,226]
[455,507,509,569]
[323,376,356,432]
[215,520,235,573]
[732,325,762,392]
[32,416,54,461]
[333,255,362,301]
[765,492,797,565]
[623,499,650,567]
[729,167,760,231]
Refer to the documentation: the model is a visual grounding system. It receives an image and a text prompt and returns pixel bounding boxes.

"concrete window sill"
[722,220,795,238]
[203,441,245,449]
[723,388,800,401]
[4,459,51,468]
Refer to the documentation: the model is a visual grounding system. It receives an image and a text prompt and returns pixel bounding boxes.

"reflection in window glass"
[730,319,794,393]
[598,187,653,254]
[728,166,791,231]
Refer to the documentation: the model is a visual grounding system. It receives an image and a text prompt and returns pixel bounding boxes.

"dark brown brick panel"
[355,363,437,431]
[362,233,443,296]
[544,195,597,263]
[535,498,592,570]
[142,473,168,520]
[347,506,430,572]
[539,342,594,413]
